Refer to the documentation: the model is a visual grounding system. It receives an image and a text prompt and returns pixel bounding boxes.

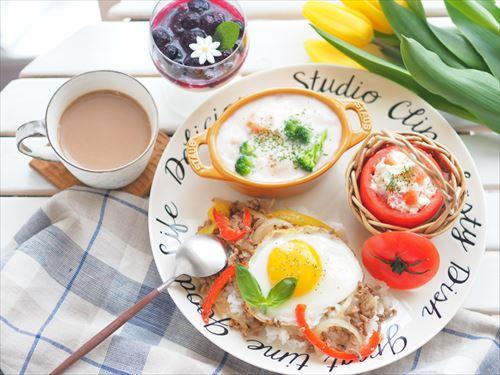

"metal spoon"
[51,234,227,375]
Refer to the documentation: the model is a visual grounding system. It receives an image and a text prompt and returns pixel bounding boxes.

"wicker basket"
[346,131,466,237]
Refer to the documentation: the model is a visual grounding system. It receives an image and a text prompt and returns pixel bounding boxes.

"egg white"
[247,228,363,326]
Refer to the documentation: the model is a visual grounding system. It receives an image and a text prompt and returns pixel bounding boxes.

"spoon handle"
[51,277,174,375]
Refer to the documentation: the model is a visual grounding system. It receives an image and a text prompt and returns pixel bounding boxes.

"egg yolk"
[267,240,322,297]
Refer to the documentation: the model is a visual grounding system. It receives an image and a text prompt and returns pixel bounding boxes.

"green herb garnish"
[235,264,297,312]
[235,155,254,176]
[386,166,414,192]
[213,21,241,51]
[295,130,328,172]
[284,118,312,144]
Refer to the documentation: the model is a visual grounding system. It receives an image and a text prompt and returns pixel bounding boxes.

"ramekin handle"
[344,101,372,148]
[186,131,226,180]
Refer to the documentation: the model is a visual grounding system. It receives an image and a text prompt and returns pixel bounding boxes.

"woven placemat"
[29,132,169,197]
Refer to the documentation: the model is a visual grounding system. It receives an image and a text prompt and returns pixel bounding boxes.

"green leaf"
[265,278,297,308]
[446,0,499,33]
[311,25,478,122]
[374,31,401,47]
[406,0,426,18]
[406,0,487,70]
[400,37,500,133]
[235,264,265,307]
[446,0,500,79]
[379,0,465,69]
[213,21,240,51]
[480,0,500,23]
[427,25,488,71]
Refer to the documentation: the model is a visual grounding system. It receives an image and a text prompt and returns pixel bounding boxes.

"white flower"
[189,35,222,65]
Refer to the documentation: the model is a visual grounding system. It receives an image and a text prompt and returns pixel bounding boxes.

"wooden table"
[1,6,498,315]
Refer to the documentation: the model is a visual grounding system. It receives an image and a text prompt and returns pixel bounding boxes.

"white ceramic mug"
[16,70,159,189]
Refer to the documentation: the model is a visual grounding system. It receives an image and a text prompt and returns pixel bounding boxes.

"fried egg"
[247,227,363,326]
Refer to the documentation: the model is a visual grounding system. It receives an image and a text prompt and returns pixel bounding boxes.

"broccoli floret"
[239,141,255,156]
[235,155,254,176]
[295,130,327,172]
[284,118,312,144]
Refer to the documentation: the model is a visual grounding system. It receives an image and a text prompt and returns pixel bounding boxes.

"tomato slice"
[359,146,443,228]
[361,232,439,289]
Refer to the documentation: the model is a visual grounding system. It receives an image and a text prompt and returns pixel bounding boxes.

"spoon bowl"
[174,234,227,278]
[51,234,227,375]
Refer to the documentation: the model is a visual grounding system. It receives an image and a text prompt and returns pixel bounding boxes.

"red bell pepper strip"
[295,304,381,361]
[213,208,251,242]
[242,208,252,228]
[201,265,236,324]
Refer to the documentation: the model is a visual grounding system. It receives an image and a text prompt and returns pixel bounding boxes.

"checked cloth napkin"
[1,188,499,374]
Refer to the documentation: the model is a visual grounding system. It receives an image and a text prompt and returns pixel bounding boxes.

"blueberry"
[170,12,185,35]
[163,44,182,61]
[184,56,201,66]
[200,11,225,35]
[180,13,199,29]
[180,29,206,51]
[216,49,232,62]
[188,0,210,13]
[152,27,171,47]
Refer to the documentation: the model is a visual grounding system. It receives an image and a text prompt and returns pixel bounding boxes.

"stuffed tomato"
[359,146,443,228]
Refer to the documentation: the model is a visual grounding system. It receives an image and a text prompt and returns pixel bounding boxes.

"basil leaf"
[235,264,265,307]
[265,277,297,308]
[213,21,241,51]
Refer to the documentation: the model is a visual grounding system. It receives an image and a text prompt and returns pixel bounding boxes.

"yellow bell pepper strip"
[197,199,232,235]
[201,265,236,323]
[303,1,374,47]
[267,209,335,233]
[295,304,381,360]
[304,39,364,69]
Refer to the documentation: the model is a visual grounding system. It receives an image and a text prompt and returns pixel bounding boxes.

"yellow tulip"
[304,39,364,69]
[342,0,407,34]
[303,1,374,47]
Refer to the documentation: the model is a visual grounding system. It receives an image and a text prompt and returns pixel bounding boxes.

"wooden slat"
[1,133,499,251]
[460,134,500,190]
[19,20,317,79]
[105,0,447,21]
[2,75,491,138]
[0,197,50,249]
[485,191,499,252]
[18,17,457,79]
[463,252,500,314]
[1,77,184,136]
[0,137,57,196]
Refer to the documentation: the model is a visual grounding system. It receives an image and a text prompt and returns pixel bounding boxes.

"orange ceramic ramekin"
[186,88,372,197]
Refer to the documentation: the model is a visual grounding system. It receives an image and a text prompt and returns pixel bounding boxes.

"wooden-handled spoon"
[51,234,227,375]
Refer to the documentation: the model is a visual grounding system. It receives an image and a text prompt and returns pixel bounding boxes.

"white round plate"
[148,64,486,374]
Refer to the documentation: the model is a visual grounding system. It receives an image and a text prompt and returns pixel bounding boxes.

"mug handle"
[343,101,372,148]
[16,120,59,161]
[186,131,226,180]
